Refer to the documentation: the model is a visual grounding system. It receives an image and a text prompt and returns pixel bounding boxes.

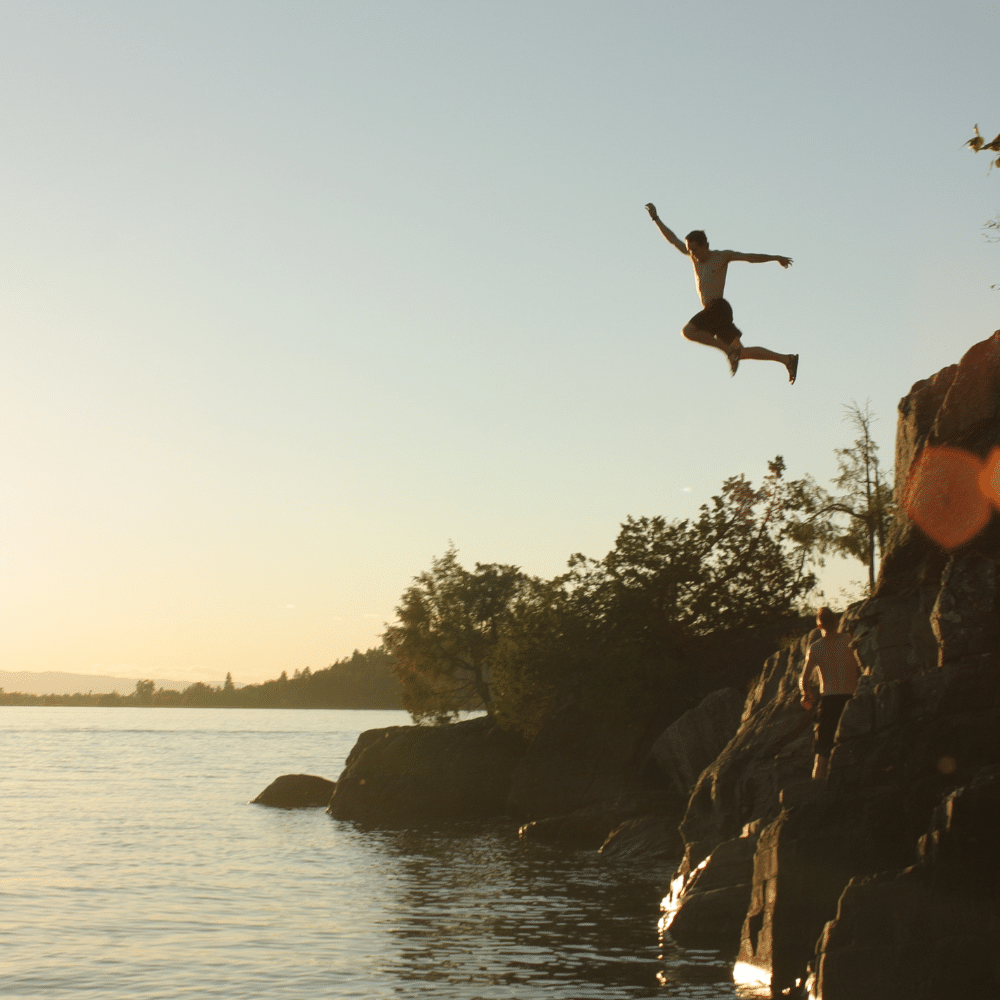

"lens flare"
[979,447,1000,511]
[902,446,991,549]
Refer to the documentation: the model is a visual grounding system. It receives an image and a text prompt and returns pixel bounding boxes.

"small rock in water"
[251,774,336,809]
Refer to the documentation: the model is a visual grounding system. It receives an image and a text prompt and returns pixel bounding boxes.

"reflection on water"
[3,708,745,999]
[731,961,774,999]
[358,823,740,997]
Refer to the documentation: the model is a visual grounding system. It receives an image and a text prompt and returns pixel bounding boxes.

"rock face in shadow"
[677,632,820,866]
[662,333,1000,998]
[599,815,684,864]
[506,619,811,839]
[813,766,1000,1000]
[518,790,680,851]
[506,699,673,821]
[660,822,763,953]
[651,687,745,799]
[326,715,527,826]
[251,773,337,809]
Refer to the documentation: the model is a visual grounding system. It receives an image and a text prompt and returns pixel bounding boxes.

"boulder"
[677,632,820,861]
[599,815,684,864]
[518,806,623,850]
[326,715,526,826]
[518,790,679,851]
[651,687,745,798]
[250,773,337,809]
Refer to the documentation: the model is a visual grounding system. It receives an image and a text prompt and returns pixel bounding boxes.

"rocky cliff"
[664,333,1000,999]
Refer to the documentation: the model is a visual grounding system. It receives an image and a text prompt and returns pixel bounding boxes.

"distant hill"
[0,670,193,696]
[0,649,404,709]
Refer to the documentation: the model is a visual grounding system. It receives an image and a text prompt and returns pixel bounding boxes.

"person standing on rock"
[644,203,798,382]
[800,607,862,781]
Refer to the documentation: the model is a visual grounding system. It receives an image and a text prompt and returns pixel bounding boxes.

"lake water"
[1,707,741,998]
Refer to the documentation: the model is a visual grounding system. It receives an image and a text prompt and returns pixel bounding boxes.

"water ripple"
[1,708,737,998]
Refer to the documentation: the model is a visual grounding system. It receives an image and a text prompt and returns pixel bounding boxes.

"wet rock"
[661,826,762,952]
[251,773,337,809]
[518,806,620,850]
[326,715,526,826]
[518,791,679,850]
[599,815,683,864]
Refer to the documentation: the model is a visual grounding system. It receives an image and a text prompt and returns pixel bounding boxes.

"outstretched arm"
[729,251,793,268]
[645,203,689,255]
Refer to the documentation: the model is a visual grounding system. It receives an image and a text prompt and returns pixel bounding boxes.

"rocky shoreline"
[256,333,1000,999]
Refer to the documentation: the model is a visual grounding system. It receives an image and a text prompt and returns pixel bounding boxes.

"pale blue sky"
[2,1,997,683]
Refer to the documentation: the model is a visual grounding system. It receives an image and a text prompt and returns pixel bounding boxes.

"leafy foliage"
[386,458,828,735]
[382,546,539,724]
[563,456,824,651]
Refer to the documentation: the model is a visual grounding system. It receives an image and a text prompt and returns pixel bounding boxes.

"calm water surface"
[1,708,739,998]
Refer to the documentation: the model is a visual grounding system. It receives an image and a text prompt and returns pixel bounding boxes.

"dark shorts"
[814,694,852,756]
[689,297,742,345]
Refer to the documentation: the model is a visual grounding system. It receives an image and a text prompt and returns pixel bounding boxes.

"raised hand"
[776,256,793,268]
[645,203,658,219]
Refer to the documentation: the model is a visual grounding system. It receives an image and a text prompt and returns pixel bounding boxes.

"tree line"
[3,405,892,726]
[383,404,894,736]
[0,648,404,709]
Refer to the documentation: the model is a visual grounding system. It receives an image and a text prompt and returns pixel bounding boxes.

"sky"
[2,1,998,686]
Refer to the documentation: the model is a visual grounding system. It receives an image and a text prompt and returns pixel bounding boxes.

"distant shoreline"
[1,649,404,710]
[0,698,404,709]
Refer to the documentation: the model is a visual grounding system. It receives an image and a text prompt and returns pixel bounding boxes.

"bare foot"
[727,345,741,377]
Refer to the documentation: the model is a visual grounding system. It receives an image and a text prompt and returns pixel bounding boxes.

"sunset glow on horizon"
[2,1,997,685]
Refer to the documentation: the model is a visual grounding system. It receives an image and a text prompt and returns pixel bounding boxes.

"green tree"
[134,679,155,705]
[382,546,536,724]
[566,456,824,651]
[489,457,826,738]
[488,574,584,737]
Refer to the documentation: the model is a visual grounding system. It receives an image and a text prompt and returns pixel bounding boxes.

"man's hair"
[685,230,708,246]
[816,606,840,631]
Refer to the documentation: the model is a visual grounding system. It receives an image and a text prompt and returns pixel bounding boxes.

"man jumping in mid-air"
[645,203,799,383]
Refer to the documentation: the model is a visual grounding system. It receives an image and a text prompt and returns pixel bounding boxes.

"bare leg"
[682,322,733,358]
[739,345,789,363]
[812,754,829,781]
[736,342,799,384]
[681,325,799,381]
[682,322,744,374]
